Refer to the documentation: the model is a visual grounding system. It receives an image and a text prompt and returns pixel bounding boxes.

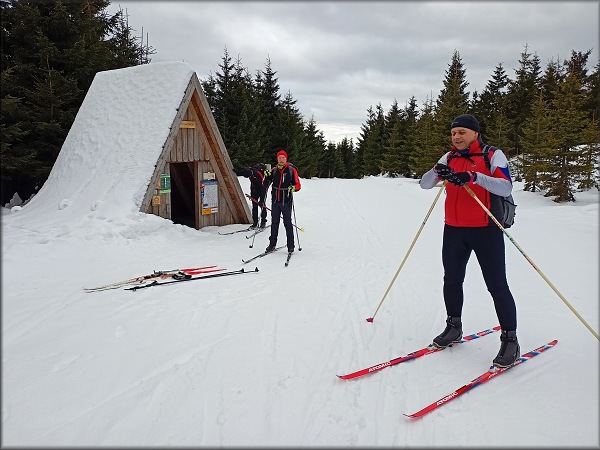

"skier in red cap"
[265,149,301,253]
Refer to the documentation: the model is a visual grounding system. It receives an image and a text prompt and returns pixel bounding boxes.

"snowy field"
[2,176,598,447]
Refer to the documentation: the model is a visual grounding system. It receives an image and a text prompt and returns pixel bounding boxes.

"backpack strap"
[481,145,495,170]
[447,146,494,170]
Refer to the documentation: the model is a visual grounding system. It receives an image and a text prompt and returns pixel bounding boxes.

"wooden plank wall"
[148,106,239,228]
[148,162,170,219]
[142,74,251,229]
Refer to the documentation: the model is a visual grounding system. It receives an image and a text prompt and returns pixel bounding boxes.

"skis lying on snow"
[84,266,223,292]
[404,339,558,418]
[337,326,502,380]
[125,267,260,291]
[218,226,253,235]
[242,245,286,264]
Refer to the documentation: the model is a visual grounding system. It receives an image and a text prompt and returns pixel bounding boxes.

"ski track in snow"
[2,177,598,447]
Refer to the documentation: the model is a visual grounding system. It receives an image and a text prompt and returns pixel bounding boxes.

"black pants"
[269,201,294,250]
[250,185,267,224]
[250,194,267,225]
[442,224,517,330]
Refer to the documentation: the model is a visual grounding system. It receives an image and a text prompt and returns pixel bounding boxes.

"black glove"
[434,163,454,180]
[447,171,476,186]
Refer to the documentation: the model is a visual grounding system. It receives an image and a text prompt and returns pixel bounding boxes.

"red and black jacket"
[267,163,301,204]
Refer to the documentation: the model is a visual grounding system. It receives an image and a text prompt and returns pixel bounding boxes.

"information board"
[201,179,218,215]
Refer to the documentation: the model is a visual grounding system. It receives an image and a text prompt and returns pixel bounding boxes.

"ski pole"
[367,181,446,323]
[245,194,305,232]
[292,199,302,251]
[249,228,257,248]
[463,184,599,340]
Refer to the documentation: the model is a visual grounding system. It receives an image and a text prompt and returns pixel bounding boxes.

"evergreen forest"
[2,0,599,206]
[1,0,154,205]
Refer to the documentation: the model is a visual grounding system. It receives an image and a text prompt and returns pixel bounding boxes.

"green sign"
[159,174,171,193]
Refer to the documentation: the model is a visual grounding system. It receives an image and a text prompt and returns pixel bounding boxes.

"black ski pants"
[268,200,294,250]
[250,186,267,225]
[442,224,517,331]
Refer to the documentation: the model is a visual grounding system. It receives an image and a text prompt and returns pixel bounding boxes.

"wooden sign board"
[180,120,196,128]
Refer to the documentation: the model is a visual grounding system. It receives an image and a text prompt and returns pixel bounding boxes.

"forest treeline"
[1,0,154,205]
[207,46,600,203]
[2,1,599,206]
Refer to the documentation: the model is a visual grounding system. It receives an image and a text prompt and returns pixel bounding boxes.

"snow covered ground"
[2,61,598,447]
[2,175,598,447]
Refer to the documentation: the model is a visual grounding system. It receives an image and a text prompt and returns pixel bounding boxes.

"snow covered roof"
[19,61,196,222]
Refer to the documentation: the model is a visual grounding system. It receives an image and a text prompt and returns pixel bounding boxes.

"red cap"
[276,150,288,159]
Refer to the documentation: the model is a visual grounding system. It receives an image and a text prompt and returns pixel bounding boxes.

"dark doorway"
[170,162,196,228]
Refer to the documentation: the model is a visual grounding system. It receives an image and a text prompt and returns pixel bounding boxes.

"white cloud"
[107,1,599,143]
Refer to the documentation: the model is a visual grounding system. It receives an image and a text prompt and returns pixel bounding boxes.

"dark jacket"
[235,166,269,199]
[266,163,301,203]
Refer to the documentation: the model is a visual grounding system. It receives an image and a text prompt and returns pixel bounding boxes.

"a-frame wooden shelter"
[140,72,251,229]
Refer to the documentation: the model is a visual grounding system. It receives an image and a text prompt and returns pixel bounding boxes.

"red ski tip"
[366,318,374,323]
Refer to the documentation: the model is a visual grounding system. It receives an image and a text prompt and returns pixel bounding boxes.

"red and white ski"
[337,326,501,380]
[404,339,558,418]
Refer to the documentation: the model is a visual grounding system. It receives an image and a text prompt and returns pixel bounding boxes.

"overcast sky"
[105,1,599,144]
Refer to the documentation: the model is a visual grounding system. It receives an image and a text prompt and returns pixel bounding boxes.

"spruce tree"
[212,47,235,148]
[583,61,599,128]
[398,97,419,178]
[297,116,325,178]
[380,120,403,177]
[337,137,355,178]
[408,98,439,176]
[576,120,600,190]
[504,44,542,159]
[322,141,344,178]
[380,99,405,176]
[520,90,558,192]
[257,57,283,156]
[432,50,471,155]
[228,60,264,167]
[473,63,511,151]
[356,106,378,176]
[544,52,595,202]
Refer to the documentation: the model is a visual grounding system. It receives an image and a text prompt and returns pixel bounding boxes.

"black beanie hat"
[451,114,480,133]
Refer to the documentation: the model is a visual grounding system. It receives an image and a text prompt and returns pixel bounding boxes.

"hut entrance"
[170,161,197,228]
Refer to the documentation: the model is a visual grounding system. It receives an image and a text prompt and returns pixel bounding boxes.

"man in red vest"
[419,114,519,368]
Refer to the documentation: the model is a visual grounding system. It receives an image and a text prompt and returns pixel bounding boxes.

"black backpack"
[448,145,517,228]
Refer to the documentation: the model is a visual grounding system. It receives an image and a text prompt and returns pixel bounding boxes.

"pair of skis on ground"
[337,325,557,418]
[84,265,259,292]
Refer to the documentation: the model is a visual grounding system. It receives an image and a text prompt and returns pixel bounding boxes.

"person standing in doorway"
[419,114,519,368]
[265,149,301,253]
